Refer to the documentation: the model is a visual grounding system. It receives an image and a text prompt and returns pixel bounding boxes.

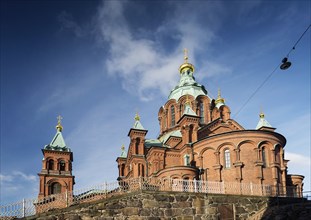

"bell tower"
[38,116,75,199]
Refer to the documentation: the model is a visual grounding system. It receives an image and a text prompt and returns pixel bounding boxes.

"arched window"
[275,145,281,164]
[224,149,231,168]
[141,164,145,177]
[121,164,125,176]
[199,102,204,123]
[262,148,267,167]
[50,182,61,195]
[170,105,175,127]
[59,160,66,171]
[184,154,190,166]
[135,138,140,154]
[48,160,54,170]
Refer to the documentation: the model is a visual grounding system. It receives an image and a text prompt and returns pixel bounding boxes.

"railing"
[0,178,302,218]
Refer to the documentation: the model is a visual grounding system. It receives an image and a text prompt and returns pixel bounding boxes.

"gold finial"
[179,48,195,74]
[121,144,125,151]
[215,88,225,105]
[56,115,63,132]
[134,112,140,121]
[183,48,188,63]
[217,88,221,99]
[259,108,265,118]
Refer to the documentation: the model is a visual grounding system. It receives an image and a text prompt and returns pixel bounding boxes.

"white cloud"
[95,0,231,101]
[12,171,37,182]
[0,171,39,202]
[286,152,311,169]
[286,152,311,192]
[0,174,13,182]
[0,171,37,184]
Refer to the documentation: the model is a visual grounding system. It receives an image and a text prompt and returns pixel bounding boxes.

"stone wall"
[22,191,309,220]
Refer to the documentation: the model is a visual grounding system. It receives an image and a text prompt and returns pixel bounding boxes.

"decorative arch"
[219,105,231,121]
[47,159,55,170]
[257,141,274,150]
[182,174,191,179]
[46,178,68,186]
[199,146,216,157]
[216,142,236,153]
[196,95,210,124]
[50,182,61,195]
[237,140,256,150]
[57,158,66,171]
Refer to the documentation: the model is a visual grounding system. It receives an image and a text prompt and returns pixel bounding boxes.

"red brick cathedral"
[116,51,304,195]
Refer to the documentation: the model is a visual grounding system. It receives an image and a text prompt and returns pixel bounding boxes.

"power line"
[233,24,311,119]
[286,24,311,57]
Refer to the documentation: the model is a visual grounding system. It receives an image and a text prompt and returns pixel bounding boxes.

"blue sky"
[1,0,310,204]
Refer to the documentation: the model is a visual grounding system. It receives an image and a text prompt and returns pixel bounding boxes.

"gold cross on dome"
[183,48,188,63]
[57,115,63,124]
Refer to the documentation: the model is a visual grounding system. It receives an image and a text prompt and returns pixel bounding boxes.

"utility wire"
[233,24,311,119]
[286,24,311,57]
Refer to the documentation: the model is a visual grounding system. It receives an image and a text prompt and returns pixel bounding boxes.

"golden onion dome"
[215,89,225,105]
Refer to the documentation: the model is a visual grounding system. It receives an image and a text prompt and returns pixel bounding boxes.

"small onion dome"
[179,48,195,74]
[134,112,140,121]
[259,111,265,118]
[215,89,225,107]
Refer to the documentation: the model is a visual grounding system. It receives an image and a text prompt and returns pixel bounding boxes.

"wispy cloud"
[286,152,311,191]
[0,171,38,202]
[58,11,88,37]
[95,1,231,101]
[286,152,311,169]
[0,171,37,184]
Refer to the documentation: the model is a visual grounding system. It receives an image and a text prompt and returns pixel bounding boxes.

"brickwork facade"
[38,119,75,200]
[117,54,304,196]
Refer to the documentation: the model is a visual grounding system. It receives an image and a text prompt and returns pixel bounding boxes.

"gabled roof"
[200,118,244,136]
[183,104,197,116]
